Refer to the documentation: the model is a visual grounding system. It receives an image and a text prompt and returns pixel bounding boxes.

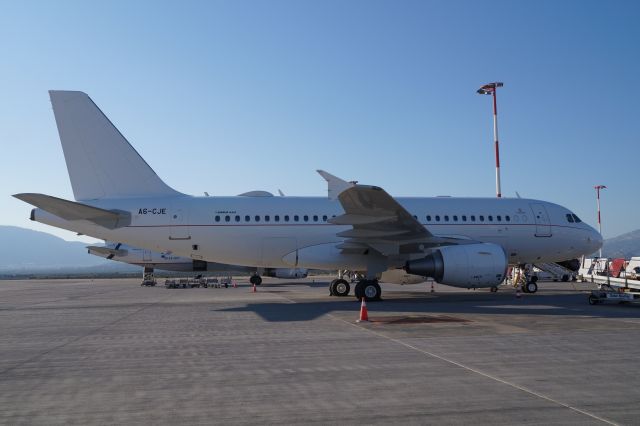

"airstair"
[533,262,576,282]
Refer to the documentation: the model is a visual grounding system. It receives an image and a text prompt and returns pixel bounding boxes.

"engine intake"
[405,243,507,288]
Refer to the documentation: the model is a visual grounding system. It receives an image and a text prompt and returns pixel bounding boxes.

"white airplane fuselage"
[34,195,601,272]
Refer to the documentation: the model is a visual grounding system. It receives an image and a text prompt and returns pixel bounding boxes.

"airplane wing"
[317,171,474,256]
[13,193,131,229]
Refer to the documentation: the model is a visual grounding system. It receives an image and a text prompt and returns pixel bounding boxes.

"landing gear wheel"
[525,281,538,293]
[331,279,350,297]
[329,279,337,296]
[490,286,498,293]
[354,280,381,301]
[249,275,262,286]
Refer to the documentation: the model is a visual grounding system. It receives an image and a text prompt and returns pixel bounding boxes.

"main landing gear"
[249,274,262,286]
[329,279,350,297]
[330,278,381,301]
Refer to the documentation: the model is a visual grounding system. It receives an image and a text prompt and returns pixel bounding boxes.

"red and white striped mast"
[477,82,504,198]
[594,185,606,257]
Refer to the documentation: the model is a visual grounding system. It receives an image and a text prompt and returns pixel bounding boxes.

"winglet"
[317,170,355,200]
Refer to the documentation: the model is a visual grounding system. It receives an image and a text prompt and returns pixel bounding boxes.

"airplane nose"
[587,228,603,252]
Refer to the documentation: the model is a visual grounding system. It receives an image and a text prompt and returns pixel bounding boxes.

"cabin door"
[530,203,552,237]
[169,209,191,240]
[143,249,152,262]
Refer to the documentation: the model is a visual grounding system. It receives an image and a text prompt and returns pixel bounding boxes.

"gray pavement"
[0,277,639,425]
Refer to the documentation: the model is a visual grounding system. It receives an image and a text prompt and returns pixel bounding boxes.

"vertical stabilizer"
[49,90,182,200]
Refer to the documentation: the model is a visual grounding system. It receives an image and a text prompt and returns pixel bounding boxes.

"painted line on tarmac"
[332,314,617,426]
[272,289,617,425]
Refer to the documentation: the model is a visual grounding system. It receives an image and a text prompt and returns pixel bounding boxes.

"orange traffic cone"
[357,298,369,322]
[252,283,257,293]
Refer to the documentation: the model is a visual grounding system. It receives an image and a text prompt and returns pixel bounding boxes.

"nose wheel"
[523,281,538,293]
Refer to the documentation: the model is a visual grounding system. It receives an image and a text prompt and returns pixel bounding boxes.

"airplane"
[14,91,603,301]
[88,242,308,281]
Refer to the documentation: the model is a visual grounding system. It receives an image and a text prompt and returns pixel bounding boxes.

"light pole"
[477,82,504,198]
[594,185,606,257]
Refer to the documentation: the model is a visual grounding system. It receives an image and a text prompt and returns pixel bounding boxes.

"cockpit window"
[566,214,574,223]
[572,214,582,223]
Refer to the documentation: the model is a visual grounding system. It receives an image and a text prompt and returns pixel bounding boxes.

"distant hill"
[602,229,640,259]
[0,226,136,273]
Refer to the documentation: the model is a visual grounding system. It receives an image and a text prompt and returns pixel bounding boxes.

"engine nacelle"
[405,243,507,288]
[265,268,309,279]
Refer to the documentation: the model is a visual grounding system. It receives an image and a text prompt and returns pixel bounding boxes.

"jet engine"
[404,243,507,288]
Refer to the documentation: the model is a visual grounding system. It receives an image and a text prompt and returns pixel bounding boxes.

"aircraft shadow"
[214,288,640,322]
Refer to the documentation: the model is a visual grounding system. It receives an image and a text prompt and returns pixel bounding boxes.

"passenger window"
[497,215,501,221]
[303,215,309,222]
[275,215,280,222]
[254,215,260,222]
[426,215,431,221]
[322,215,328,221]
[284,215,290,222]
[453,215,458,221]
[462,215,467,222]
[505,215,510,222]
[215,215,220,222]
[435,215,440,222]
[566,214,574,223]
[572,214,582,223]
[413,215,417,220]
[265,215,270,222]
[313,215,318,222]
[488,215,493,222]
[225,215,230,222]
[294,215,299,222]
[444,215,449,222]
[235,215,240,222]
[245,215,250,222]
[479,215,485,221]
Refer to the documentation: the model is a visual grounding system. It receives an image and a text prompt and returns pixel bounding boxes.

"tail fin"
[49,91,182,200]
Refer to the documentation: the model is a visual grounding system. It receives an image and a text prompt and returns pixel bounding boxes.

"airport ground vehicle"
[588,285,640,305]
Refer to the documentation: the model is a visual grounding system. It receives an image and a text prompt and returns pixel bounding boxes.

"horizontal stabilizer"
[87,246,128,257]
[13,193,131,229]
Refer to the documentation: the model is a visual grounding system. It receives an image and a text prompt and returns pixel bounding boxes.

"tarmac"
[1,276,640,425]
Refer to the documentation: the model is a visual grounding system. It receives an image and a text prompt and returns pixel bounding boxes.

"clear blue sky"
[1,0,638,241]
